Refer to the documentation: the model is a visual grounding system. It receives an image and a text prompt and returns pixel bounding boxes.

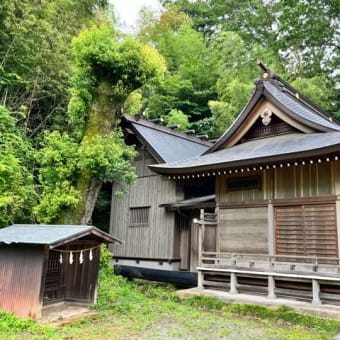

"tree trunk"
[81,178,103,225]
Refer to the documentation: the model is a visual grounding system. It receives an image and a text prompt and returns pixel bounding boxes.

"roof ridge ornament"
[257,60,273,80]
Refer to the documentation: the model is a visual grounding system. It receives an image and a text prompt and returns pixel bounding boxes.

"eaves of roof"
[149,132,340,175]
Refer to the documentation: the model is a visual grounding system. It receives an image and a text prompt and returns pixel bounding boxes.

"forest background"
[0,0,338,229]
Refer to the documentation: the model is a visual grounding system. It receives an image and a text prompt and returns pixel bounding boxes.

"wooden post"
[197,271,203,289]
[230,272,238,294]
[197,209,204,289]
[268,203,274,256]
[267,275,276,299]
[197,209,204,267]
[336,200,340,259]
[312,279,321,305]
[197,209,202,267]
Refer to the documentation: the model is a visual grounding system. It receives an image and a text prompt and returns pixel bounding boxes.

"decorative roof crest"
[260,108,272,126]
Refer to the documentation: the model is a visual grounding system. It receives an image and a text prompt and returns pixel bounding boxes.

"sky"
[110,0,162,32]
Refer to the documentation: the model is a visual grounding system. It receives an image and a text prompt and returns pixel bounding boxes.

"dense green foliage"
[136,6,218,127]
[0,0,338,226]
[160,0,339,122]
[0,0,108,133]
[0,105,35,226]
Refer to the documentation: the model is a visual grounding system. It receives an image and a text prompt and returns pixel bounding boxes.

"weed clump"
[0,311,54,337]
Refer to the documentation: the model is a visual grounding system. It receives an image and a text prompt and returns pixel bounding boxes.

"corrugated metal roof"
[0,224,119,246]
[150,132,340,174]
[263,82,340,132]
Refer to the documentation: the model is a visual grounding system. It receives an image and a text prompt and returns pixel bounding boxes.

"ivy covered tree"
[35,20,166,224]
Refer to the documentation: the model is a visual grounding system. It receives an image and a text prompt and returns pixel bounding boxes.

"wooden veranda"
[195,210,340,305]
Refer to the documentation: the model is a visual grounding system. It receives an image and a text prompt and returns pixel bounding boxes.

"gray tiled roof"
[264,82,340,132]
[132,123,210,163]
[0,224,119,246]
[124,116,211,163]
[150,132,340,174]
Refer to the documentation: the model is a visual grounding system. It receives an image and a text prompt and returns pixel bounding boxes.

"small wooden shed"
[0,224,120,319]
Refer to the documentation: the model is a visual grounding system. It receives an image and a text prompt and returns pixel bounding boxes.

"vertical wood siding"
[275,162,332,199]
[64,246,100,302]
[110,150,180,259]
[217,162,334,203]
[335,161,340,195]
[0,245,45,319]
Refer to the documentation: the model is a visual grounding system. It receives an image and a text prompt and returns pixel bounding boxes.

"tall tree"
[136,6,218,125]
[35,20,166,224]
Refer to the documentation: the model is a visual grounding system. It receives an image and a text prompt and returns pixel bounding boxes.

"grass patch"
[0,311,55,338]
[183,295,340,338]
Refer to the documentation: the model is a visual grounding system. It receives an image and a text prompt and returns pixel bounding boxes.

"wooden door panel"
[275,203,338,263]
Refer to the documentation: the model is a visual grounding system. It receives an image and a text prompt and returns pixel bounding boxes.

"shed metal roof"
[0,224,120,248]
[149,132,340,174]
[122,116,211,163]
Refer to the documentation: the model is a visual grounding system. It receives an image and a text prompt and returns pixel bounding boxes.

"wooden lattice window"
[129,206,150,227]
[226,176,262,192]
[243,115,299,140]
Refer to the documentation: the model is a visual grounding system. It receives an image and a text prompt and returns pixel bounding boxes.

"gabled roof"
[206,62,340,154]
[149,63,340,175]
[122,116,211,163]
[0,224,121,248]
